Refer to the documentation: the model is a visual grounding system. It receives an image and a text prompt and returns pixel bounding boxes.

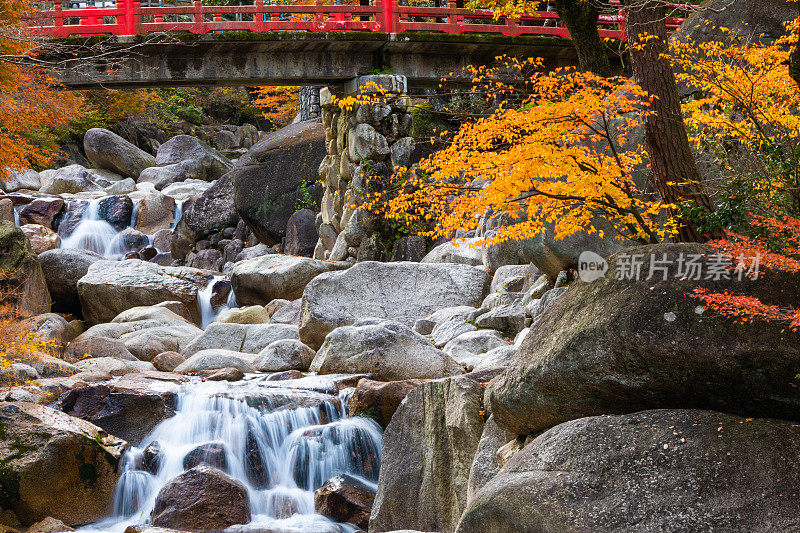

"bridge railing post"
[254,0,265,31]
[193,0,203,33]
[379,0,395,33]
[53,0,64,33]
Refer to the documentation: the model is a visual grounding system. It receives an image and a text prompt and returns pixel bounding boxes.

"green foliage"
[295,180,318,210]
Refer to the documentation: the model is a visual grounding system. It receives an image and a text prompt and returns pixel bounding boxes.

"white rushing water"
[60,199,122,258]
[198,276,238,328]
[83,383,382,533]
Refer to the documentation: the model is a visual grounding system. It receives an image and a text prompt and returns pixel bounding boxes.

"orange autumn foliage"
[361,60,672,246]
[693,211,800,330]
[252,86,300,128]
[0,0,81,181]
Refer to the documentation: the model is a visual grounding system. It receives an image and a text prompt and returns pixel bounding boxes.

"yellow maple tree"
[360,59,671,246]
[252,86,300,128]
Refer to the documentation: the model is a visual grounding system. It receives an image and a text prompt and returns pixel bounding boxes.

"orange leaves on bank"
[0,0,80,181]
[252,86,300,128]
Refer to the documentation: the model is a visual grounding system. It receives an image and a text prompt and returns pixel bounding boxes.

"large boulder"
[1,169,41,192]
[19,198,64,229]
[174,349,256,373]
[422,239,483,266]
[314,474,376,531]
[19,224,60,254]
[310,320,464,380]
[232,120,324,245]
[0,222,50,315]
[138,160,205,190]
[677,0,795,46]
[0,402,127,527]
[77,260,212,325]
[457,409,800,533]
[490,243,800,437]
[253,339,315,372]
[134,191,176,235]
[171,174,239,260]
[155,135,233,181]
[151,465,250,530]
[370,371,495,533]
[39,166,102,195]
[231,254,349,306]
[54,383,177,444]
[300,261,491,349]
[348,378,428,427]
[284,209,319,257]
[182,322,299,356]
[84,128,156,179]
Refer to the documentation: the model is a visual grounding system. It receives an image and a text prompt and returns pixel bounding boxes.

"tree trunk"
[554,0,614,76]
[624,0,718,242]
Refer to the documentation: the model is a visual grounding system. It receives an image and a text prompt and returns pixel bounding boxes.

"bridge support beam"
[314,75,413,261]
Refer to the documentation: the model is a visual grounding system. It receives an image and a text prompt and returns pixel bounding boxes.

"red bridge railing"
[26,0,694,39]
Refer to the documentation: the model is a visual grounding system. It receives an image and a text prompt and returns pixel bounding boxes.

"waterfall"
[171,199,184,229]
[81,382,382,533]
[197,276,236,328]
[60,199,121,257]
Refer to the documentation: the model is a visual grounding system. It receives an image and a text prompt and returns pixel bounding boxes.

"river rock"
[19,224,60,254]
[24,313,78,354]
[215,305,269,324]
[473,304,525,335]
[253,339,316,372]
[64,337,137,362]
[2,169,41,192]
[421,238,483,266]
[54,383,177,444]
[348,378,428,427]
[174,349,256,373]
[98,195,133,231]
[134,191,176,235]
[490,243,800,437]
[268,299,301,325]
[84,128,156,179]
[0,402,127,527]
[74,358,156,376]
[182,323,299,357]
[457,409,800,533]
[27,516,74,532]
[231,120,324,245]
[284,209,318,257]
[19,198,63,229]
[119,322,203,361]
[465,415,509,506]
[138,160,206,190]
[39,165,102,195]
[310,320,464,380]
[182,442,229,471]
[171,174,239,260]
[155,135,233,181]
[314,474,375,530]
[231,254,349,306]
[370,372,494,533]
[300,261,490,349]
[151,465,250,530]
[443,330,509,363]
[0,363,39,386]
[105,177,137,195]
[151,351,185,372]
[0,222,50,315]
[77,260,211,325]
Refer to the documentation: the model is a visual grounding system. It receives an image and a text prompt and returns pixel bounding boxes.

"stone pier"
[314,75,414,262]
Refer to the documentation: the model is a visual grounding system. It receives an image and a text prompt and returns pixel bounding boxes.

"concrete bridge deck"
[45,31,583,89]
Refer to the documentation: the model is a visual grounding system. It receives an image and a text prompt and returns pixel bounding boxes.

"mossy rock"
[0,222,50,315]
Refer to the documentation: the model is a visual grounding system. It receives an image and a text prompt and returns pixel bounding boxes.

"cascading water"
[82,382,382,533]
[60,199,121,257]
[171,199,184,230]
[198,276,237,328]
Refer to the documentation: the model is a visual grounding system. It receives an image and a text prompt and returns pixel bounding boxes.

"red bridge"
[30,0,693,40]
[29,1,694,89]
